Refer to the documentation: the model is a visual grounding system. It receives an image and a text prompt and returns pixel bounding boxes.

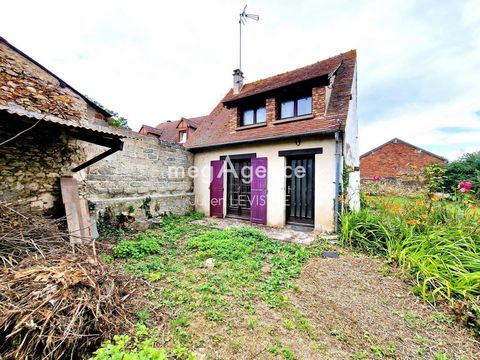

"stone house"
[0,37,194,230]
[360,138,447,195]
[183,50,359,232]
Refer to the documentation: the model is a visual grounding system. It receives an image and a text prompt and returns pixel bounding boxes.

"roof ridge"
[241,49,356,88]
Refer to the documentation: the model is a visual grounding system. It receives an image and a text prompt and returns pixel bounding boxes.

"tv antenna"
[239,5,259,71]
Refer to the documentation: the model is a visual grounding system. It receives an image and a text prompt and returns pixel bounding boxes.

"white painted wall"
[193,136,337,232]
[343,64,360,211]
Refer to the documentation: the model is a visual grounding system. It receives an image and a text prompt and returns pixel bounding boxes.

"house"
[360,138,447,179]
[185,50,359,232]
[360,138,447,195]
[139,115,207,145]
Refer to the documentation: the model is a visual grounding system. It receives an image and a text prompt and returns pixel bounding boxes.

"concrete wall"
[343,63,360,211]
[78,135,195,220]
[193,136,337,232]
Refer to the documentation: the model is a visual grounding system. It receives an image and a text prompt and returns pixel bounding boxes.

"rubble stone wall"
[79,135,195,220]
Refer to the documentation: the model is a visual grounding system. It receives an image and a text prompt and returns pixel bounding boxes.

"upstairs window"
[241,106,266,126]
[279,95,312,119]
[179,130,187,143]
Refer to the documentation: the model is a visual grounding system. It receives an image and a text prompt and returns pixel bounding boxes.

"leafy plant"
[444,151,480,195]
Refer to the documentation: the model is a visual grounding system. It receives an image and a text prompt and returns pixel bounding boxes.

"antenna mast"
[239,5,259,71]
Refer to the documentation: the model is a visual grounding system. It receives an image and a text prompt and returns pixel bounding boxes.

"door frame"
[225,156,252,220]
[285,155,315,227]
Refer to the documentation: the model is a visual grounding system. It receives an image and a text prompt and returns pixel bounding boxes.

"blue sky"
[1,0,479,159]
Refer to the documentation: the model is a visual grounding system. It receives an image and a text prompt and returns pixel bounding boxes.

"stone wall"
[1,116,195,220]
[0,117,85,214]
[361,178,424,197]
[79,135,195,220]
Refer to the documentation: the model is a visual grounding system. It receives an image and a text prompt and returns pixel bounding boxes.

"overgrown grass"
[106,212,323,356]
[340,195,480,333]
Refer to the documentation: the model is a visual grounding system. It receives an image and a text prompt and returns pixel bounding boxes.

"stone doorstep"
[193,217,335,246]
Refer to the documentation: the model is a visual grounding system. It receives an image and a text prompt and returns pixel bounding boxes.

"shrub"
[445,151,480,194]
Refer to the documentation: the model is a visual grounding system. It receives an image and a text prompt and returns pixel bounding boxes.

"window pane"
[179,131,187,143]
[280,100,294,118]
[297,96,312,116]
[256,106,266,123]
[242,109,254,125]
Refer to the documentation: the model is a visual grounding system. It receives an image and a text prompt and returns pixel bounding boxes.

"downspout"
[334,131,341,232]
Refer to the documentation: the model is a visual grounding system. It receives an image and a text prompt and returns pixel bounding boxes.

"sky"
[1,0,479,160]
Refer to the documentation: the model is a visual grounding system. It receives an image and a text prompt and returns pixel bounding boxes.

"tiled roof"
[186,50,356,149]
[361,138,448,162]
[139,115,208,143]
[226,56,342,103]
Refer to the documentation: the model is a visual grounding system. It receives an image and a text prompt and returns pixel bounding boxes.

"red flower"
[372,175,381,181]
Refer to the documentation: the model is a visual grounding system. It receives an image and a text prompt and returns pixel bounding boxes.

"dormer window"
[279,94,312,119]
[179,130,187,143]
[241,106,266,126]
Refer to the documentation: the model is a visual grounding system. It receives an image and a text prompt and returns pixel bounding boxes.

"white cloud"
[1,0,479,160]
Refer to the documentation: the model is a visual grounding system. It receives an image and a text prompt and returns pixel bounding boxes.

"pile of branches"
[0,253,135,359]
[0,201,137,359]
[0,201,71,266]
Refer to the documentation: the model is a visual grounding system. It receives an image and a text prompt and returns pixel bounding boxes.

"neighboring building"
[185,50,359,232]
[0,37,195,239]
[139,115,207,145]
[0,36,128,213]
[360,138,447,179]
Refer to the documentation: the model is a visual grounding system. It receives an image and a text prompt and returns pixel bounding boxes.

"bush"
[445,151,480,194]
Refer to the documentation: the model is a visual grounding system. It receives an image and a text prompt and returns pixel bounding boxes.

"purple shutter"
[250,157,268,224]
[210,160,224,218]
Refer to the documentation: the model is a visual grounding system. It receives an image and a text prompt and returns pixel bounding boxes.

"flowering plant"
[459,181,474,193]
[372,175,381,181]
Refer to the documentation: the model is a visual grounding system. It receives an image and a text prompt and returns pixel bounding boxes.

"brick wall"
[360,140,446,179]
[227,85,327,134]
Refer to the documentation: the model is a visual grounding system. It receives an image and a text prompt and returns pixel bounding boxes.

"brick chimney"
[233,69,244,94]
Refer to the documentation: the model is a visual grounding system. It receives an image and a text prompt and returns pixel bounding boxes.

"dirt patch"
[156,249,479,360]
[286,251,479,359]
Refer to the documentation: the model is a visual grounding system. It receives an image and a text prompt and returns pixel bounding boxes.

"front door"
[286,156,315,226]
[227,159,251,219]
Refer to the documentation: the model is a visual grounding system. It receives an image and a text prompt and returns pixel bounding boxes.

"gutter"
[334,130,342,232]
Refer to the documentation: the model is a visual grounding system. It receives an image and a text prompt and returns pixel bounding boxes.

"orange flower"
[420,214,428,219]
[407,219,419,225]
[431,194,442,202]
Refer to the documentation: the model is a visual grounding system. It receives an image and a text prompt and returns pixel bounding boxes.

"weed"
[282,347,296,360]
[353,351,368,360]
[370,345,385,357]
[99,254,114,264]
[403,311,419,329]
[248,317,258,330]
[330,329,348,342]
[434,352,451,360]
[431,312,454,326]
[283,318,295,330]
[136,308,150,325]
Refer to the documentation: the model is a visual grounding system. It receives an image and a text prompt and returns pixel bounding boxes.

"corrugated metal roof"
[0,103,142,139]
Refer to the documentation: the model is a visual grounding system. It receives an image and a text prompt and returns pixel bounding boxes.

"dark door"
[227,159,251,219]
[286,156,315,226]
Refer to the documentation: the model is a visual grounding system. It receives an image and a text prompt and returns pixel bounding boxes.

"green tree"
[444,151,480,194]
[85,95,131,130]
